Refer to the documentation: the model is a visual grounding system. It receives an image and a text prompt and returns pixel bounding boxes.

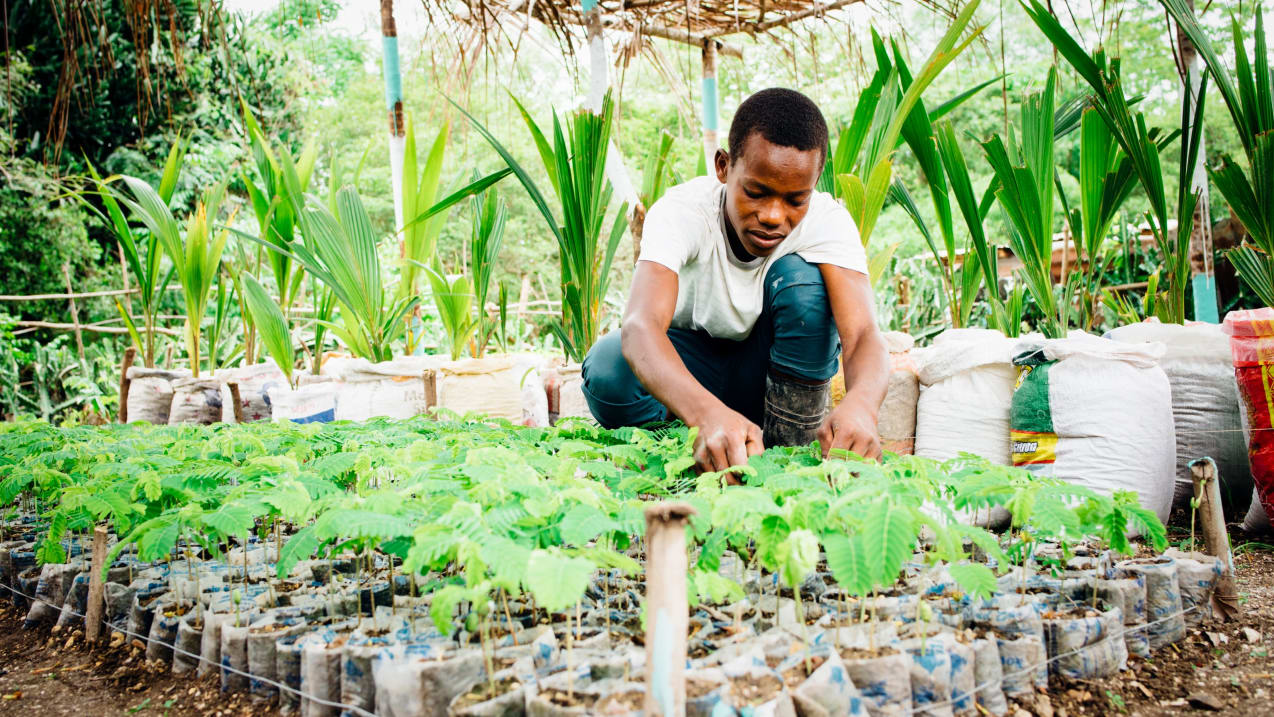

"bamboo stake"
[85,525,108,645]
[643,502,697,717]
[226,382,245,424]
[61,263,85,361]
[422,369,438,412]
[1190,458,1240,621]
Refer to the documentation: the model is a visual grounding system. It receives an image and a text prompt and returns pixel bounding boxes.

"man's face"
[715,132,823,258]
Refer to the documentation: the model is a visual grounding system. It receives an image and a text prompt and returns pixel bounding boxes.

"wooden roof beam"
[705,0,861,37]
[603,18,744,58]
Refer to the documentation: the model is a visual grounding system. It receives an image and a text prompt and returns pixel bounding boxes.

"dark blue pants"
[581,254,841,428]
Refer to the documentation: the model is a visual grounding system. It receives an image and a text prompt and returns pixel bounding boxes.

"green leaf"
[558,504,620,546]
[778,529,819,589]
[862,500,915,589]
[823,533,873,597]
[948,562,996,600]
[525,549,593,613]
[429,584,468,637]
[277,524,321,579]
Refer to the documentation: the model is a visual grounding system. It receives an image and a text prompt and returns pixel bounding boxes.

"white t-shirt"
[637,176,867,340]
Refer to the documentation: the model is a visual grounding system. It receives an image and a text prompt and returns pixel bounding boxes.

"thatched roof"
[427,0,889,57]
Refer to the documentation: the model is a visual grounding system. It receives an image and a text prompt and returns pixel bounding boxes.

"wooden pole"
[1175,0,1218,323]
[1190,458,1240,621]
[701,39,720,167]
[381,0,407,235]
[226,382,245,424]
[62,263,85,361]
[643,502,696,717]
[117,346,136,424]
[422,369,438,412]
[85,525,108,645]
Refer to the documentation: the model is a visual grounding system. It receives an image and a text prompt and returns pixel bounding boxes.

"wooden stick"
[62,263,85,361]
[226,382,245,424]
[85,526,108,645]
[422,369,438,412]
[0,288,139,302]
[117,346,136,424]
[12,320,181,337]
[1190,458,1240,621]
[643,502,697,717]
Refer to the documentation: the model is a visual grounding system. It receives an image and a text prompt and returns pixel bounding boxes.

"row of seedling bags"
[0,529,1227,717]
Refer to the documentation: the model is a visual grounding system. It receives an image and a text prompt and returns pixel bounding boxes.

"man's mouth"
[747,230,785,247]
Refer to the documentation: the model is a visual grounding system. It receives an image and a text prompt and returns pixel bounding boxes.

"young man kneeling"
[582,88,889,473]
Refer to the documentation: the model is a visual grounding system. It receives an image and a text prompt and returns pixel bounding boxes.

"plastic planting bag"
[373,646,483,717]
[839,648,912,715]
[776,649,867,717]
[1163,548,1224,626]
[969,636,1007,717]
[1108,322,1252,512]
[914,329,1019,465]
[173,613,203,674]
[1041,604,1127,679]
[125,366,189,424]
[901,639,953,717]
[1116,557,1185,648]
[1222,308,1274,524]
[169,377,225,425]
[1096,576,1149,658]
[1010,334,1176,525]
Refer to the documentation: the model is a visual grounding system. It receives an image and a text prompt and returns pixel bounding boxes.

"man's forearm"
[839,327,889,419]
[621,322,724,425]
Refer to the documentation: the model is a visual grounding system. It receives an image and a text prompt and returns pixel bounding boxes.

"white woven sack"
[1013,334,1176,524]
[125,366,190,424]
[268,379,339,424]
[216,360,288,423]
[169,377,225,425]
[333,356,443,421]
[913,328,1019,465]
[436,356,526,422]
[1107,321,1251,511]
[556,364,590,420]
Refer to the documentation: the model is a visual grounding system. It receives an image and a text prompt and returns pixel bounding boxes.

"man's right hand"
[692,404,764,477]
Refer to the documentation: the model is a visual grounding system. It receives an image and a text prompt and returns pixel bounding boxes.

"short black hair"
[727,88,828,165]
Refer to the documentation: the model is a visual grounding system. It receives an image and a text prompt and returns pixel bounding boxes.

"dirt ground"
[0,535,1270,716]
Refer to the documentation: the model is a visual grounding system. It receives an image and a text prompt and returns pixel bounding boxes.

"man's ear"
[713,148,730,184]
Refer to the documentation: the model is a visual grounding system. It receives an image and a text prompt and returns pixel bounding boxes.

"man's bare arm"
[816,264,890,459]
[622,260,763,472]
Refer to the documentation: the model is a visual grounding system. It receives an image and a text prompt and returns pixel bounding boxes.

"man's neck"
[721,197,757,263]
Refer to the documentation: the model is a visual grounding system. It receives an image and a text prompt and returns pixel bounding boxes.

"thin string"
[904,604,1201,715]
[0,581,377,717]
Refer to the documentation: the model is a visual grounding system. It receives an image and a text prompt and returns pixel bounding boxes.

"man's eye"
[744,188,764,199]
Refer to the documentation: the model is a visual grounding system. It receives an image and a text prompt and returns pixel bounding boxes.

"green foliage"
[457,93,629,362]
[424,261,477,361]
[240,275,296,384]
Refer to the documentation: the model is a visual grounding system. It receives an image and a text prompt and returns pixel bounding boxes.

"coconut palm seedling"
[240,274,296,385]
[456,92,629,363]
[1162,0,1274,307]
[424,260,477,361]
[78,140,186,369]
[240,100,317,318]
[397,119,452,301]
[115,174,233,376]
[827,0,982,277]
[467,179,508,358]
[1022,0,1208,323]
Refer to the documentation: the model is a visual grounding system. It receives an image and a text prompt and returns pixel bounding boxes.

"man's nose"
[758,199,784,227]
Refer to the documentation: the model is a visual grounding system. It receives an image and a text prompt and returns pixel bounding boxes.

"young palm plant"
[424,260,477,361]
[241,101,317,317]
[1058,110,1139,330]
[468,178,508,358]
[398,118,451,302]
[118,177,232,376]
[1022,0,1207,322]
[457,92,629,362]
[240,273,296,385]
[982,67,1066,338]
[78,139,186,368]
[1162,0,1274,306]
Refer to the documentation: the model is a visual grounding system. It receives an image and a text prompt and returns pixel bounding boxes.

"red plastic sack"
[1222,308,1274,521]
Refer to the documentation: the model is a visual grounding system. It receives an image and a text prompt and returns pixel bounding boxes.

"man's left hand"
[816,398,881,460]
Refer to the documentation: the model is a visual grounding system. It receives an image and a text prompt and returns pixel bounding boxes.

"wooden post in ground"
[422,369,438,413]
[117,346,137,424]
[1190,458,1240,621]
[85,525,108,645]
[643,502,696,716]
[701,39,720,166]
[226,382,245,424]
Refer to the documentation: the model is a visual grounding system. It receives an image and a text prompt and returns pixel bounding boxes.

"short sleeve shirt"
[636,176,867,340]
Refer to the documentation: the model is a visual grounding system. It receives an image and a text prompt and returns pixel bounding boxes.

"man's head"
[715,88,828,258]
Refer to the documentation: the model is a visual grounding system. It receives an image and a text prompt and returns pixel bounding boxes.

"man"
[582,87,889,472]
